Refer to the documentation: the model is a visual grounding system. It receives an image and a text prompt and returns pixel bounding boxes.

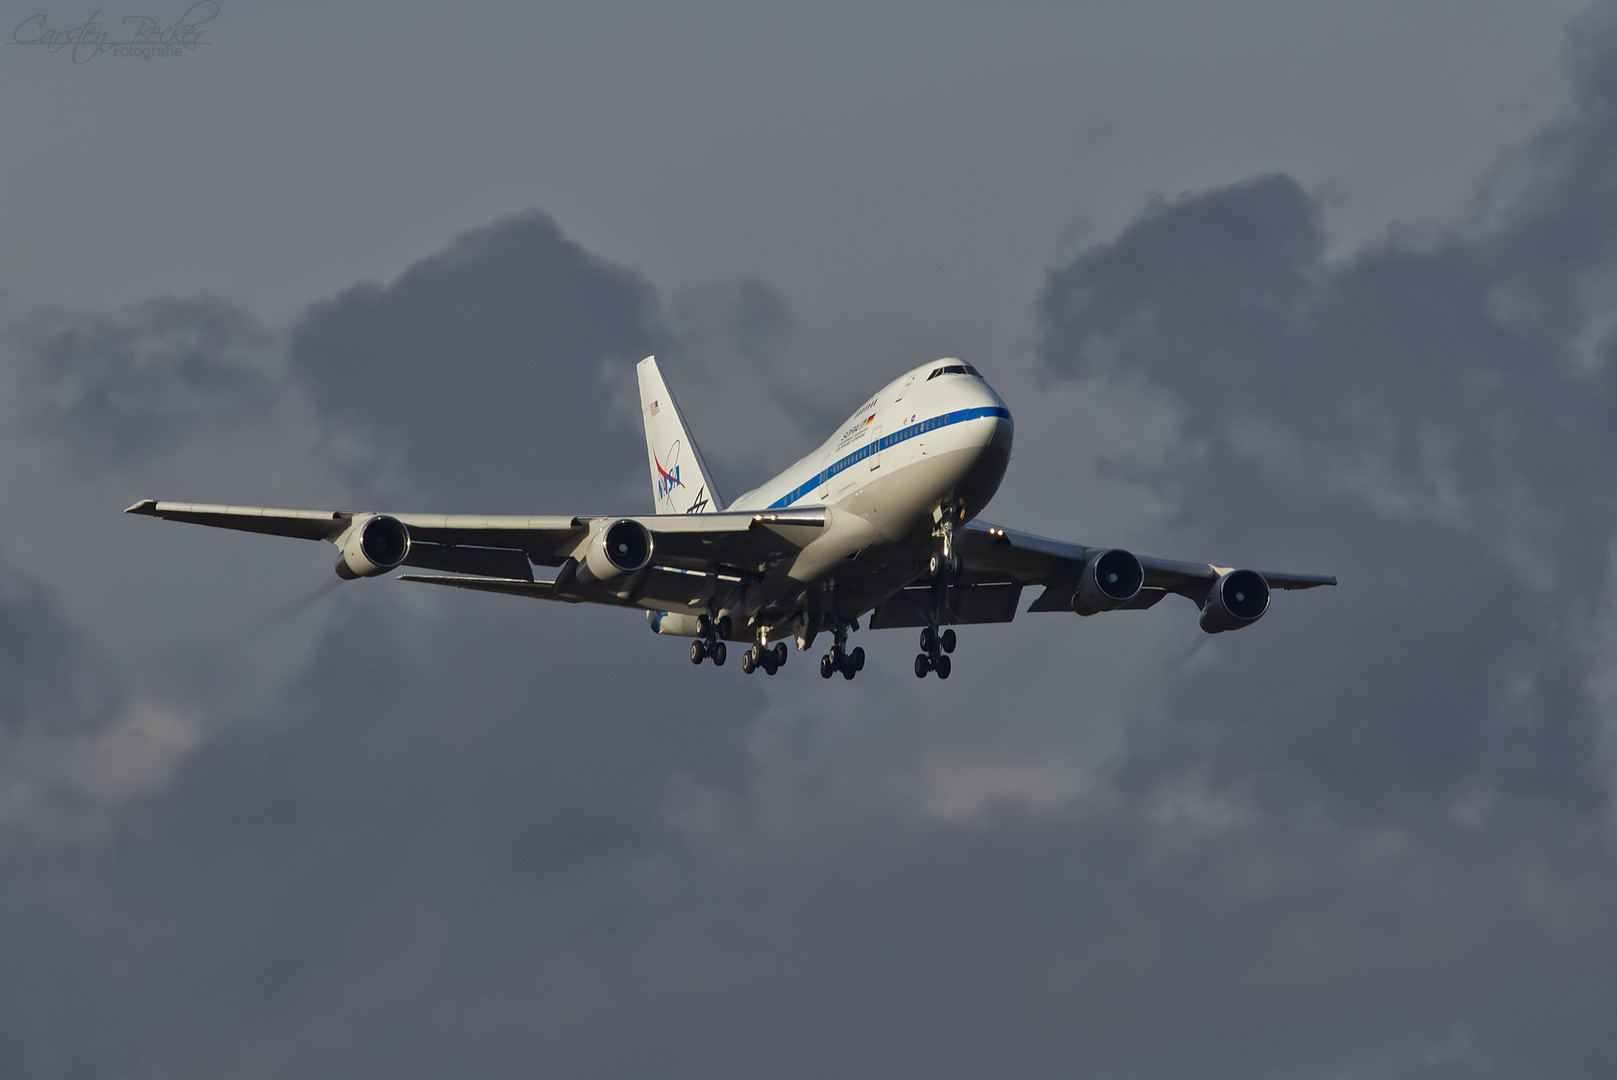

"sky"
[3,2,1617,1077]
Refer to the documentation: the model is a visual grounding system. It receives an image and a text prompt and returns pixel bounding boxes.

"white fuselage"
[728,360,1014,599]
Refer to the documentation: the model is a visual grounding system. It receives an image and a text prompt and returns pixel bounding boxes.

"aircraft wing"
[124,500,825,588]
[955,519,1336,613]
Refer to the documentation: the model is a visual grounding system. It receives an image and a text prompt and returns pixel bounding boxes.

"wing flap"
[1028,584,1169,613]
[399,575,569,601]
[868,582,1024,628]
[401,543,534,580]
[1255,570,1338,590]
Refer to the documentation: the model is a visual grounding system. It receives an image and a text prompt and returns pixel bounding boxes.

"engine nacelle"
[576,518,653,585]
[1199,569,1270,633]
[1072,548,1144,614]
[335,514,411,579]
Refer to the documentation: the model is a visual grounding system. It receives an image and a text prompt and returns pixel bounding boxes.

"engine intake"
[1199,569,1270,633]
[1073,548,1144,614]
[577,518,653,585]
[336,514,411,579]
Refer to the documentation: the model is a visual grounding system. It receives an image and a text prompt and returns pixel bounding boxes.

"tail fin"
[637,356,725,514]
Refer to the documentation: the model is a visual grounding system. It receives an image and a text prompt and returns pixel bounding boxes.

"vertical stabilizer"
[637,356,725,515]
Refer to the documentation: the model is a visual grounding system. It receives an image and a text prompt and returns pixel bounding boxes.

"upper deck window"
[926,363,980,381]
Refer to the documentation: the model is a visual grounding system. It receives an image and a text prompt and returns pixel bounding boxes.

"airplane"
[127,356,1335,680]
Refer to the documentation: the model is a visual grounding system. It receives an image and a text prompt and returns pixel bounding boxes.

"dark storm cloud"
[1039,159,1617,811]
[288,210,664,509]
[11,295,276,470]
[980,8,1617,1076]
[1041,169,1616,818]
[0,554,116,739]
[0,211,777,1078]
[1031,6,1617,822]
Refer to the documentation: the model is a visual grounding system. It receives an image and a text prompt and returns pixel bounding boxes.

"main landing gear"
[914,625,956,679]
[688,614,731,667]
[819,624,865,681]
[741,640,789,676]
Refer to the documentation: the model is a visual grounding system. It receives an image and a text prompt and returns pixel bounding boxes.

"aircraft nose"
[968,384,1014,454]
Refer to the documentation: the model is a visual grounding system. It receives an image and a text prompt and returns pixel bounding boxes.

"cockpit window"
[926,363,980,380]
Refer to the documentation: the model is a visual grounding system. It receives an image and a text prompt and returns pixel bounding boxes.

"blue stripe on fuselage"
[764,405,1010,509]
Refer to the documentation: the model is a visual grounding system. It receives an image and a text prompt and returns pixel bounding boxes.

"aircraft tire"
[936,654,952,679]
[691,641,705,665]
[914,653,930,678]
[941,629,956,654]
[774,642,788,666]
[851,646,865,671]
[821,654,835,678]
[711,641,727,666]
[842,662,856,680]
[920,626,936,652]
[742,650,757,674]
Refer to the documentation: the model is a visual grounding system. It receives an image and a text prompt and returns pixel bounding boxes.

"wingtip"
[125,499,159,515]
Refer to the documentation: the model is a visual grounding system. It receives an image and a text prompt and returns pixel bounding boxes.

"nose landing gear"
[916,521,961,678]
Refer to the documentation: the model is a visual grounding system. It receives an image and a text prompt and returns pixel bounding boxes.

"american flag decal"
[650,401,660,416]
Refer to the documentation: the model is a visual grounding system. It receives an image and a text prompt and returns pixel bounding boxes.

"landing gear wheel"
[928,553,943,577]
[763,655,779,676]
[774,642,788,667]
[950,554,963,577]
[914,653,931,678]
[829,644,845,670]
[941,628,956,654]
[710,641,726,666]
[935,653,952,679]
[920,626,937,652]
[697,614,713,638]
[691,641,706,665]
[842,661,856,680]
[851,646,865,671]
[821,654,835,679]
[717,615,732,639]
[741,649,757,674]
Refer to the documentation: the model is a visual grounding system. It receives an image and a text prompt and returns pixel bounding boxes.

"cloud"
[8,295,277,472]
[287,210,665,509]
[11,14,1617,1078]
[1033,135,1617,823]
[0,553,200,853]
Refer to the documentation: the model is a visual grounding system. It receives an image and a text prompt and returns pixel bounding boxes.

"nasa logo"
[654,442,684,503]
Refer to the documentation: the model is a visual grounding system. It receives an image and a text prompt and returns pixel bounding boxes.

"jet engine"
[335,514,411,579]
[576,518,654,585]
[1198,569,1270,633]
[1072,548,1144,614]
